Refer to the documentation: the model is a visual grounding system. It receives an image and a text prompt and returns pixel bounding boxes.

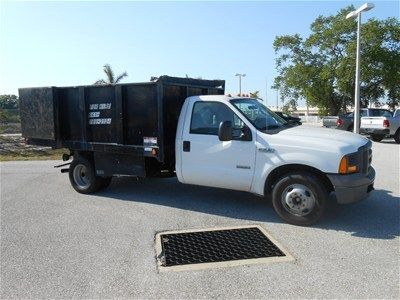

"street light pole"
[239,76,242,95]
[346,3,374,134]
[354,13,362,134]
[235,73,246,96]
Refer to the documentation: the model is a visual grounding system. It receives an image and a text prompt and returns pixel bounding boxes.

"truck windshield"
[230,98,288,131]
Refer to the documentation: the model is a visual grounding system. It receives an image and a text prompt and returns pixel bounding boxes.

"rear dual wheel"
[69,156,111,194]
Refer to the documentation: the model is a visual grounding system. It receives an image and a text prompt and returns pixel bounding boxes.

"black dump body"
[19,76,225,177]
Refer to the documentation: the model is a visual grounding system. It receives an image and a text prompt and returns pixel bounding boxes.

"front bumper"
[327,167,375,204]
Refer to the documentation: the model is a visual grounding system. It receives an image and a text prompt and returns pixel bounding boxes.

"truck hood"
[264,125,369,154]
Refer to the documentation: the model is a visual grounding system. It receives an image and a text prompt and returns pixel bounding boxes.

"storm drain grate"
[155,225,294,271]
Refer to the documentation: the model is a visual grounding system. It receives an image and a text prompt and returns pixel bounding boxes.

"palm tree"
[250,91,260,98]
[94,64,128,85]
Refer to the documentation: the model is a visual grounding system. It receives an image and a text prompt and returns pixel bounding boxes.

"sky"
[0,0,399,107]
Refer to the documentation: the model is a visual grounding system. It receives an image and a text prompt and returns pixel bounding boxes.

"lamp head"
[346,11,357,19]
[346,3,374,19]
[358,3,375,13]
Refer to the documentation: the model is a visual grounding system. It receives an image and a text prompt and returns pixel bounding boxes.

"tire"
[69,156,104,194]
[347,125,353,132]
[394,129,400,144]
[271,172,329,226]
[370,134,384,142]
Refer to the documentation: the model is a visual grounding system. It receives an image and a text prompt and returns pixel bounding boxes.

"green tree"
[0,94,19,109]
[273,6,400,115]
[0,95,20,124]
[94,64,128,85]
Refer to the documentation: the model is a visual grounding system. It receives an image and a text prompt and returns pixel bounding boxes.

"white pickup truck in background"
[360,108,400,143]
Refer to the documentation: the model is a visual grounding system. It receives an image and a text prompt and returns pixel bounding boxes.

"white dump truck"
[19,77,375,226]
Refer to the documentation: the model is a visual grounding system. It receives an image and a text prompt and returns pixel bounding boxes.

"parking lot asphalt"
[1,139,399,299]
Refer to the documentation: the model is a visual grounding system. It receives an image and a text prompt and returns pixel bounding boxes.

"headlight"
[339,152,360,174]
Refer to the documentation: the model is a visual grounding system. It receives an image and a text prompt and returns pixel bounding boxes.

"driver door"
[180,100,256,191]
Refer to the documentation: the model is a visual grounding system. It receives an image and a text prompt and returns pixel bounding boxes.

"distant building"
[267,105,320,116]
[290,106,319,117]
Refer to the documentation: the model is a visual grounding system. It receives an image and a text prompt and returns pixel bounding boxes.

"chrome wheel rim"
[73,164,91,189]
[281,184,316,216]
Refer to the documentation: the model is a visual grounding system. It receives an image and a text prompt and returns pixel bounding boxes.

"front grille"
[368,148,372,166]
[358,141,372,174]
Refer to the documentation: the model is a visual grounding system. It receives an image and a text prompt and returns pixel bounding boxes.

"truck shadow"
[320,189,399,239]
[98,177,399,240]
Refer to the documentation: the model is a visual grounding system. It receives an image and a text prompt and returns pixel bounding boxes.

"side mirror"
[218,121,233,141]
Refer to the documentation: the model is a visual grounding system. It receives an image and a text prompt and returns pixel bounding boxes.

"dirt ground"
[0,123,21,134]
[0,135,66,161]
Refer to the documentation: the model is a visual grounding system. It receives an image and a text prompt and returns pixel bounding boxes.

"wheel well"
[264,164,334,195]
[72,151,93,160]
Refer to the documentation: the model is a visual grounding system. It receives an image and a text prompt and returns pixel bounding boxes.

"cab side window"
[190,102,246,138]
[370,110,381,117]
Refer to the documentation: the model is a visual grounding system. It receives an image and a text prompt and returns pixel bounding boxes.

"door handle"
[183,141,190,152]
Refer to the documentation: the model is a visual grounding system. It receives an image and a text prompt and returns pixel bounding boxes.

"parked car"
[361,108,400,143]
[19,76,375,226]
[275,111,302,125]
[323,108,393,131]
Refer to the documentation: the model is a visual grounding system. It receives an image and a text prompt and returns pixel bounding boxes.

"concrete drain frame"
[155,225,295,272]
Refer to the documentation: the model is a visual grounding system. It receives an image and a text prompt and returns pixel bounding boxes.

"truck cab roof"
[186,95,233,102]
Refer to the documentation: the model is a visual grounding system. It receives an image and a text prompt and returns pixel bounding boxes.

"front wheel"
[272,172,328,226]
[69,156,107,194]
[370,134,385,142]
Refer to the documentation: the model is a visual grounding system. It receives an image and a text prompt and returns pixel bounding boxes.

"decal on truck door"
[88,102,112,125]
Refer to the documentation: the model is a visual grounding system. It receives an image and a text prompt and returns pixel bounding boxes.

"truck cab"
[176,96,375,225]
